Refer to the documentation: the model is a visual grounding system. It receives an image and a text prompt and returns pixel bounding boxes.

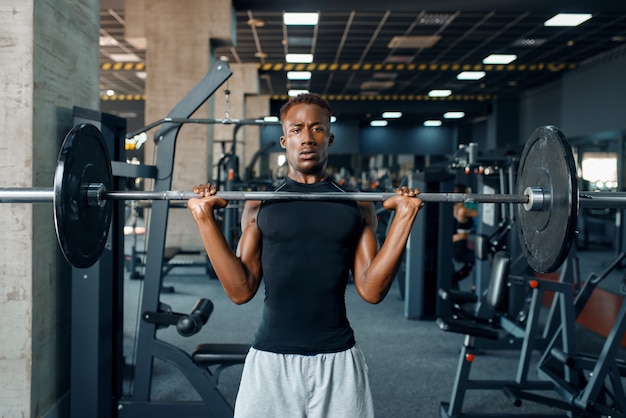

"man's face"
[280,103,334,175]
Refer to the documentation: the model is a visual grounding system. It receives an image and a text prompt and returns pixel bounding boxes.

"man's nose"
[301,131,315,143]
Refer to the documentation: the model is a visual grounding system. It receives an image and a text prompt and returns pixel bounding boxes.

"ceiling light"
[544,13,592,27]
[373,72,397,80]
[135,71,147,80]
[283,12,319,26]
[361,80,395,90]
[384,55,413,63]
[287,71,312,80]
[382,111,402,119]
[428,89,452,97]
[387,35,441,49]
[424,120,442,127]
[288,89,309,97]
[370,120,388,127]
[109,53,141,62]
[331,116,337,123]
[99,36,118,46]
[285,53,313,63]
[483,54,517,64]
[263,116,279,122]
[106,89,115,96]
[444,112,465,119]
[457,71,486,80]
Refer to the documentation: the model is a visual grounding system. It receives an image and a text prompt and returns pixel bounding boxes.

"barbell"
[0,123,621,272]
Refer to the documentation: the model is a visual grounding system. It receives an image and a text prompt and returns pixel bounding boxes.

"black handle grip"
[177,298,214,337]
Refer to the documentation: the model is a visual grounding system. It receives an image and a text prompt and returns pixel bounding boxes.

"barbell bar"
[2,186,621,207]
[0,123,621,272]
[0,188,530,204]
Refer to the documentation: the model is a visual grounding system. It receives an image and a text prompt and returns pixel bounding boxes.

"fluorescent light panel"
[99,35,118,46]
[483,54,517,64]
[382,111,402,119]
[263,116,279,122]
[109,53,141,62]
[283,12,319,26]
[285,53,313,63]
[288,89,309,97]
[544,13,592,27]
[424,120,442,127]
[444,112,465,119]
[370,120,388,127]
[428,89,452,97]
[287,71,312,80]
[457,71,485,80]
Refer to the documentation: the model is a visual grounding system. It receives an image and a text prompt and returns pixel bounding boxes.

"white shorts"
[234,344,374,418]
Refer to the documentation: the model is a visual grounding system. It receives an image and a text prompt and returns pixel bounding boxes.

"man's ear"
[329,133,334,146]
[279,136,286,149]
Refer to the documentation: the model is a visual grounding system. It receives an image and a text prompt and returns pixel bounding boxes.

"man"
[452,183,478,283]
[188,93,422,417]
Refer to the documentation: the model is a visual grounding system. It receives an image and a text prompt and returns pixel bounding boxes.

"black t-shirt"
[254,178,363,354]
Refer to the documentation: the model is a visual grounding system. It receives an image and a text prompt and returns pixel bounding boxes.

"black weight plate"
[54,124,113,268]
[516,126,578,273]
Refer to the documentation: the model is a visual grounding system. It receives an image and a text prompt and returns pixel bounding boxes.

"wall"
[520,46,626,142]
[0,3,35,416]
[562,48,626,138]
[0,0,100,416]
[260,122,456,156]
[519,81,564,140]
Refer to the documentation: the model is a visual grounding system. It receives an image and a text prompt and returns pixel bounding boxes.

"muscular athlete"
[188,93,422,417]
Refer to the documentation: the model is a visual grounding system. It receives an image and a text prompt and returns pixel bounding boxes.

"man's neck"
[287,172,328,184]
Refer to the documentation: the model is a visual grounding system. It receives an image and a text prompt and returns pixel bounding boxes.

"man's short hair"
[279,93,332,122]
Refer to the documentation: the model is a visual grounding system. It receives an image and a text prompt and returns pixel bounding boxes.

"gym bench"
[118,298,250,418]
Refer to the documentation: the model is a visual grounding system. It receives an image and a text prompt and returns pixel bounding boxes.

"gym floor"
[122,221,626,417]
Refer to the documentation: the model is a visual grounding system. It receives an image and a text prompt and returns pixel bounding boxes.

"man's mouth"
[300,149,316,158]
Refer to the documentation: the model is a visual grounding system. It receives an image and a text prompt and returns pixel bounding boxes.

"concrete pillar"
[244,94,272,180]
[124,0,237,247]
[0,0,100,416]
[212,63,261,182]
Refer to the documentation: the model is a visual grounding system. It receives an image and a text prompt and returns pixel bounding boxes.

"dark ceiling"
[100,0,626,126]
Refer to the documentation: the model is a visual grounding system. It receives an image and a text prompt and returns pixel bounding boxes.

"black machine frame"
[70,60,252,418]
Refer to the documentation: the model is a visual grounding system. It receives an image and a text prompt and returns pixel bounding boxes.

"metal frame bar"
[440,277,579,418]
[536,252,626,416]
[121,60,238,417]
